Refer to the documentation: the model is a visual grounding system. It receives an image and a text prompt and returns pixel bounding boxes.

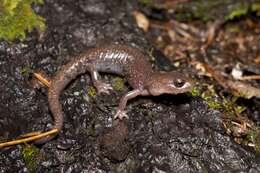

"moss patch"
[225,2,260,20]
[111,77,125,91]
[138,0,153,6]
[22,144,41,172]
[87,86,97,98]
[0,0,46,41]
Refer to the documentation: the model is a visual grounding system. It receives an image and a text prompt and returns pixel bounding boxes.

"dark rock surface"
[0,0,260,172]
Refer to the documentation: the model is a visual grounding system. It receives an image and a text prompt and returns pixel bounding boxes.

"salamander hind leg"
[90,70,113,94]
[95,81,113,94]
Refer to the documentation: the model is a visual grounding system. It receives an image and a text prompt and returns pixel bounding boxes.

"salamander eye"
[173,79,185,88]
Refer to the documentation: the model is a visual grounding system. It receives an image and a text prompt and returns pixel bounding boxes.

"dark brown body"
[36,45,193,143]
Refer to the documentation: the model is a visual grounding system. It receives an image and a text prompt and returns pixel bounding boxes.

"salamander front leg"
[114,89,144,119]
[90,70,113,94]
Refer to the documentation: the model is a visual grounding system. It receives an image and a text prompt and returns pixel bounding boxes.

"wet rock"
[56,139,76,150]
[0,0,260,172]
[129,96,260,172]
[78,0,108,16]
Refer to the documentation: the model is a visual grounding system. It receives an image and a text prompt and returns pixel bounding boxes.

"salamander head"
[146,72,194,96]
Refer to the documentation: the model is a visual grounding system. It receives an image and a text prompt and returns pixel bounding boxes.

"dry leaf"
[133,11,149,32]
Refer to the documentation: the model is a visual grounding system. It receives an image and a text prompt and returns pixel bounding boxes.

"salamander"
[36,44,194,143]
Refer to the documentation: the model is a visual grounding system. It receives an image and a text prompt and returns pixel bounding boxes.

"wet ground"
[0,0,260,172]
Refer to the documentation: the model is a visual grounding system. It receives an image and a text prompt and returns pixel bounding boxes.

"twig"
[33,72,51,87]
[240,75,260,81]
[0,129,58,149]
[201,19,225,51]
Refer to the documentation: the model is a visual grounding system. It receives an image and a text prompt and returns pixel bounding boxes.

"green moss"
[225,3,250,20]
[87,86,96,98]
[111,77,125,91]
[255,145,260,154]
[191,87,200,97]
[222,97,246,117]
[233,105,246,114]
[244,131,255,143]
[0,0,46,42]
[225,24,241,33]
[225,2,260,20]
[203,96,222,110]
[173,0,227,22]
[255,132,260,154]
[187,1,221,21]
[138,0,152,6]
[21,67,30,76]
[146,111,157,122]
[170,1,260,22]
[242,129,260,153]
[201,87,222,110]
[22,144,40,172]
[252,3,260,16]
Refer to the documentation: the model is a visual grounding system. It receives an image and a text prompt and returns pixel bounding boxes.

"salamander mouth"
[148,85,193,96]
